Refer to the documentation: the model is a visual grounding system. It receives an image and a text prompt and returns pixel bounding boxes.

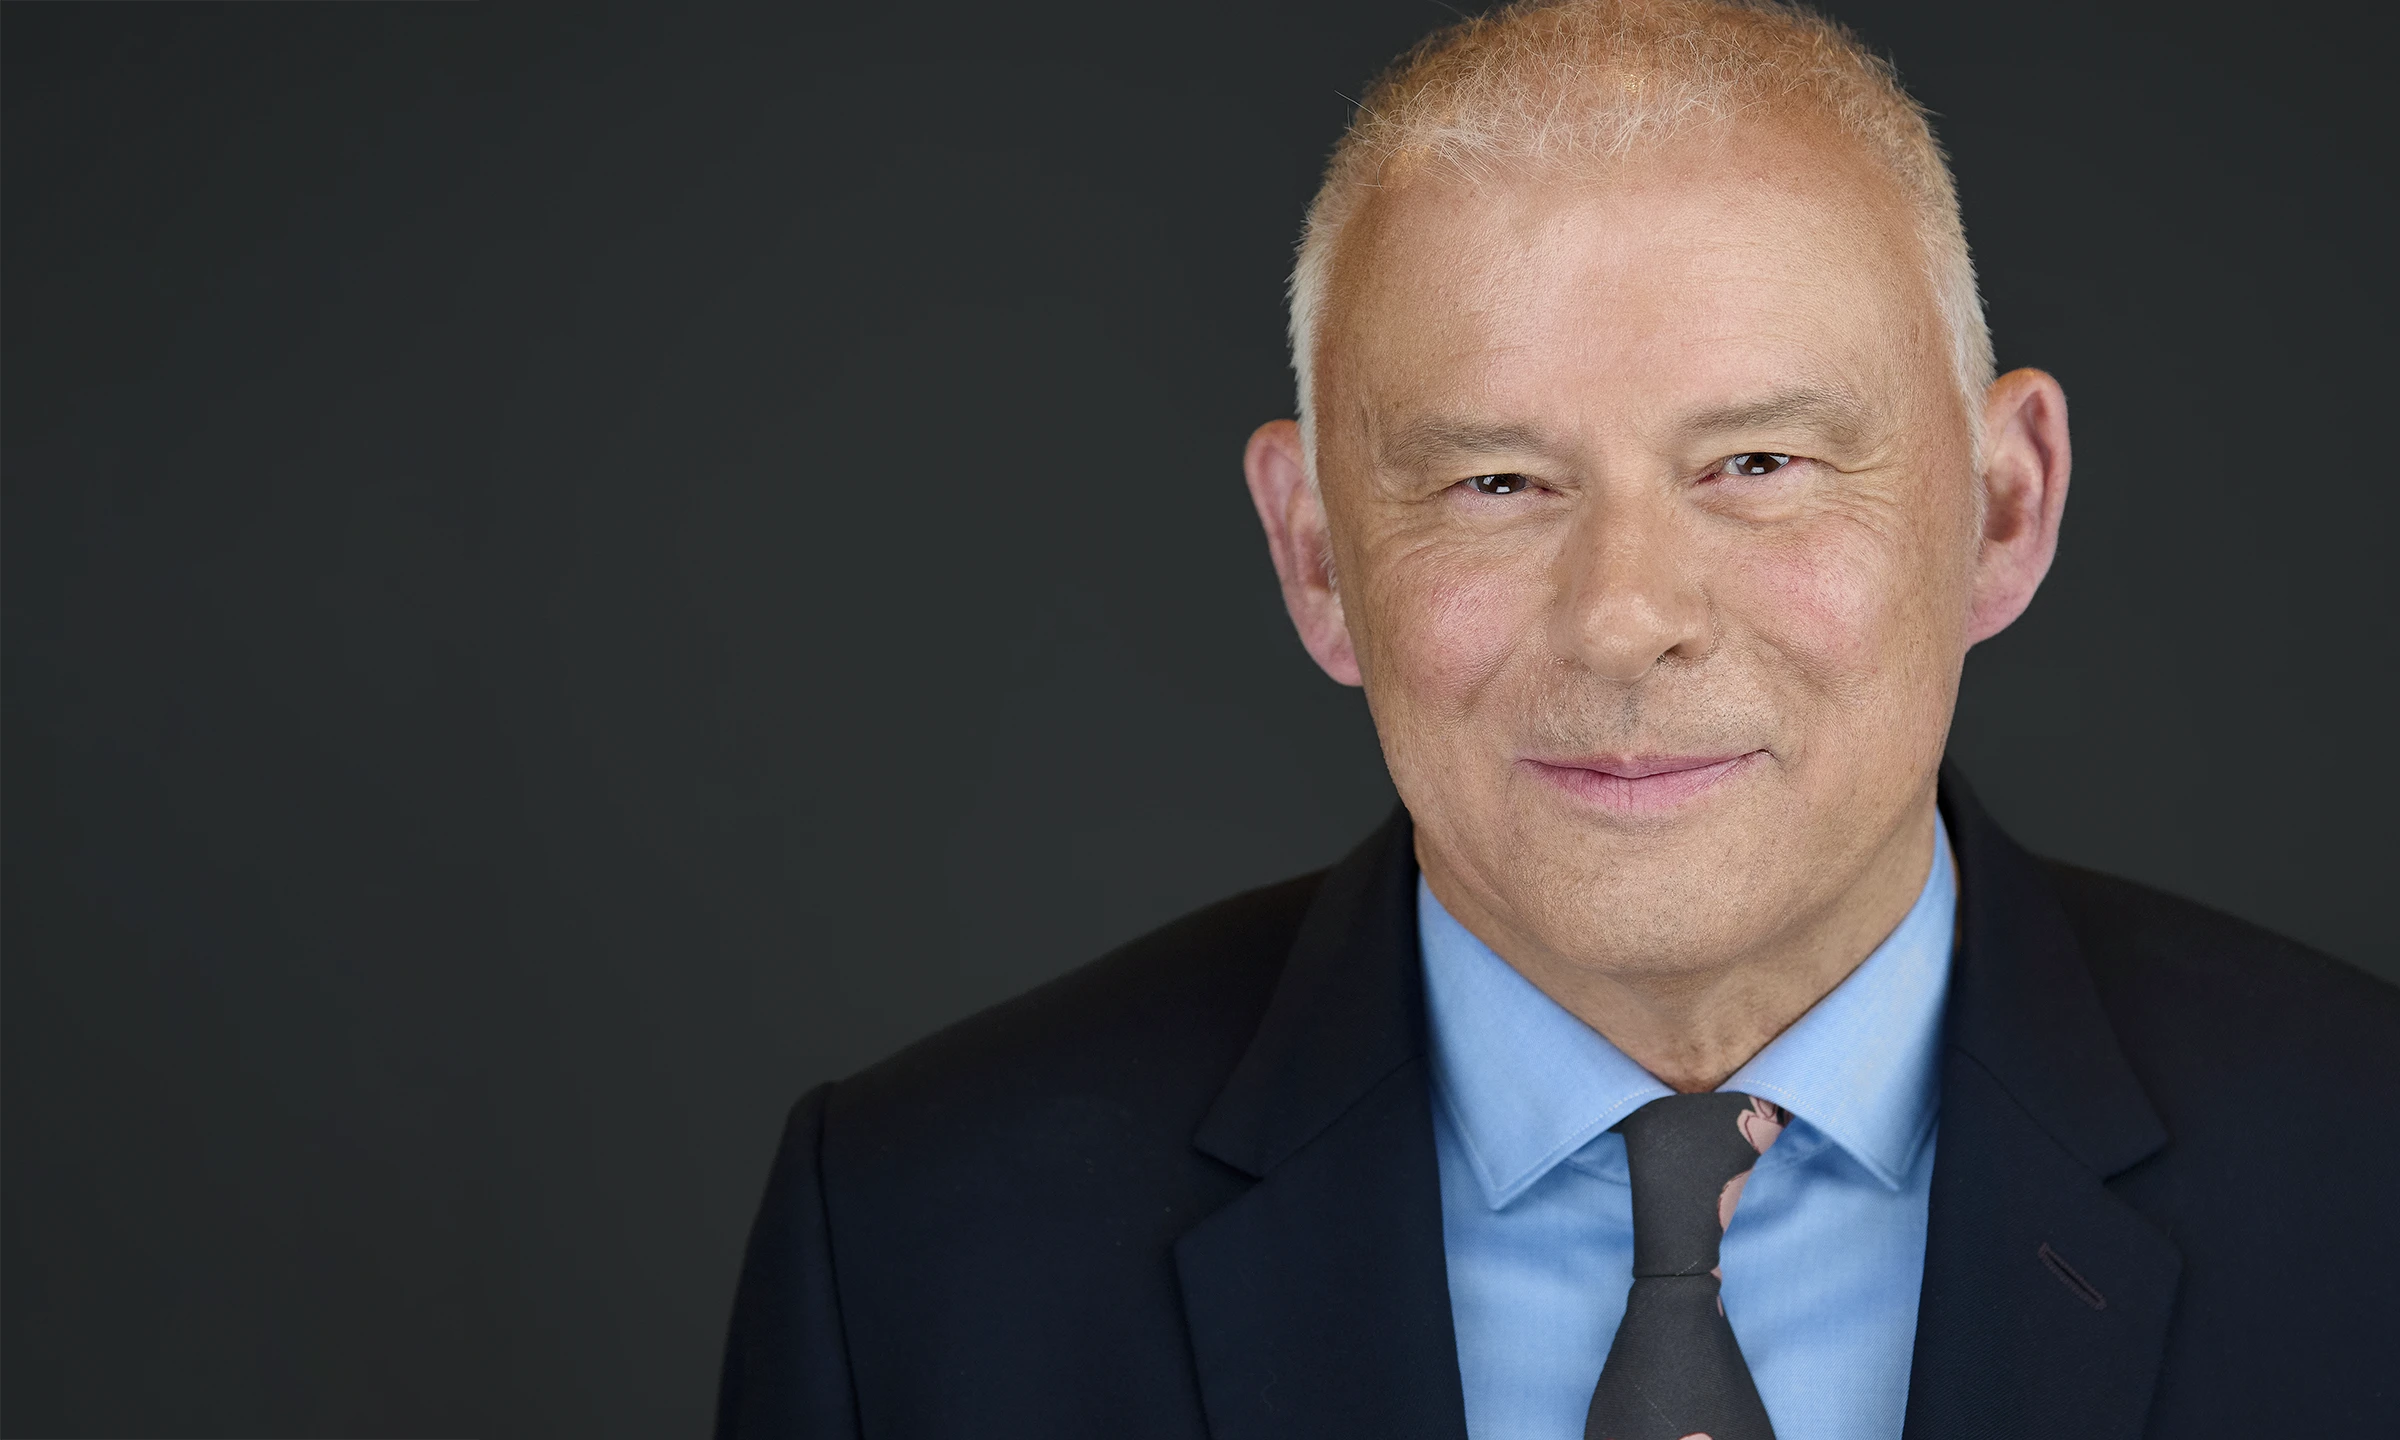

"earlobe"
[1243,420,1362,686]
[1966,369,2072,644]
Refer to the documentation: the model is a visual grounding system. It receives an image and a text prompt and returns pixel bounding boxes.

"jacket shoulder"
[825,869,1325,1172]
[724,874,1326,1436]
[801,871,1326,1426]
[2045,859,2400,1084]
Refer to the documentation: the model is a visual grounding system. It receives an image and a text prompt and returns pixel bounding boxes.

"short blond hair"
[1288,0,1994,473]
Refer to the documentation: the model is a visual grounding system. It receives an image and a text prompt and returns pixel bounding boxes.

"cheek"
[1728,520,1933,695]
[1361,541,1540,716]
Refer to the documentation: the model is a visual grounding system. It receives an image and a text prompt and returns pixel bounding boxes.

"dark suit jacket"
[718,773,2400,1438]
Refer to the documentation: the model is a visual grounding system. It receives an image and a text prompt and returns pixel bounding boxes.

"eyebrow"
[1375,417,1567,471]
[1372,386,1884,473]
[1676,386,1877,449]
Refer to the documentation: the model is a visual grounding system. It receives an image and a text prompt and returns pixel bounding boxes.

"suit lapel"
[1175,810,1470,1440]
[1905,772,2181,1440]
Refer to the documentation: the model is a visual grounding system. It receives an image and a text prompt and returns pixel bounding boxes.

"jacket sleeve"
[716,1084,863,1439]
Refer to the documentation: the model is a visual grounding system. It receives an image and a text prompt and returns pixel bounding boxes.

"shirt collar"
[1420,815,1955,1209]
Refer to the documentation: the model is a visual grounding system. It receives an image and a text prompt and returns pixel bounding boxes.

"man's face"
[1307,118,1986,977]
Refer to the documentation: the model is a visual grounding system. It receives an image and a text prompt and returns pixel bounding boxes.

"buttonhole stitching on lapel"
[2037,1242,2107,1311]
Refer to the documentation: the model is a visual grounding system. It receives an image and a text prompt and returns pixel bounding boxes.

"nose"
[1549,492,1714,684]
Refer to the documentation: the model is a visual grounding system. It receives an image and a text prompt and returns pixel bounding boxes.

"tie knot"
[1614,1093,1786,1277]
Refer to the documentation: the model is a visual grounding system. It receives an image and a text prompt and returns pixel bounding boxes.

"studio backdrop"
[4,2,2392,1437]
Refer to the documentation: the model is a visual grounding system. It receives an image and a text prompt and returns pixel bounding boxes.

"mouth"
[1519,750,1765,815]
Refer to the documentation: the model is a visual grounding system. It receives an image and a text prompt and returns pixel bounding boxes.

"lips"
[1521,750,1763,814]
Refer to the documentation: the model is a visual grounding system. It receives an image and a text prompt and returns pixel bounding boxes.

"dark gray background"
[4,2,2392,1436]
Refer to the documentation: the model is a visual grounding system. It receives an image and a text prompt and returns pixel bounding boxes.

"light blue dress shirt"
[1421,817,1955,1440]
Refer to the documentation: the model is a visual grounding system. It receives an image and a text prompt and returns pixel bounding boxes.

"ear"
[1966,368,2072,644]
[1243,420,1362,685]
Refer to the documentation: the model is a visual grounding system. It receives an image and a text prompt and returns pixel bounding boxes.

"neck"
[1421,800,1942,1093]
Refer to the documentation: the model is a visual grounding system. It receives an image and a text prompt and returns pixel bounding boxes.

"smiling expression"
[1309,114,1984,979]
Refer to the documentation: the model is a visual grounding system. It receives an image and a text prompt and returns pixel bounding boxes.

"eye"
[1718,452,1793,478]
[1465,473,1532,495]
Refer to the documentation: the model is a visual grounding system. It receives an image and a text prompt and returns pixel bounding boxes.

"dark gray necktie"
[1583,1092,1786,1440]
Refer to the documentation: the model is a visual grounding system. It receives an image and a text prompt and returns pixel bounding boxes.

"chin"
[1412,756,1804,962]
[1536,832,1789,969]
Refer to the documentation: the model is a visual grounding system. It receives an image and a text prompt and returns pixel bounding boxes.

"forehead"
[1319,118,1947,441]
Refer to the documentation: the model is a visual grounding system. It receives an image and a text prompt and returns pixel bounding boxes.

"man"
[718,3,2400,1437]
